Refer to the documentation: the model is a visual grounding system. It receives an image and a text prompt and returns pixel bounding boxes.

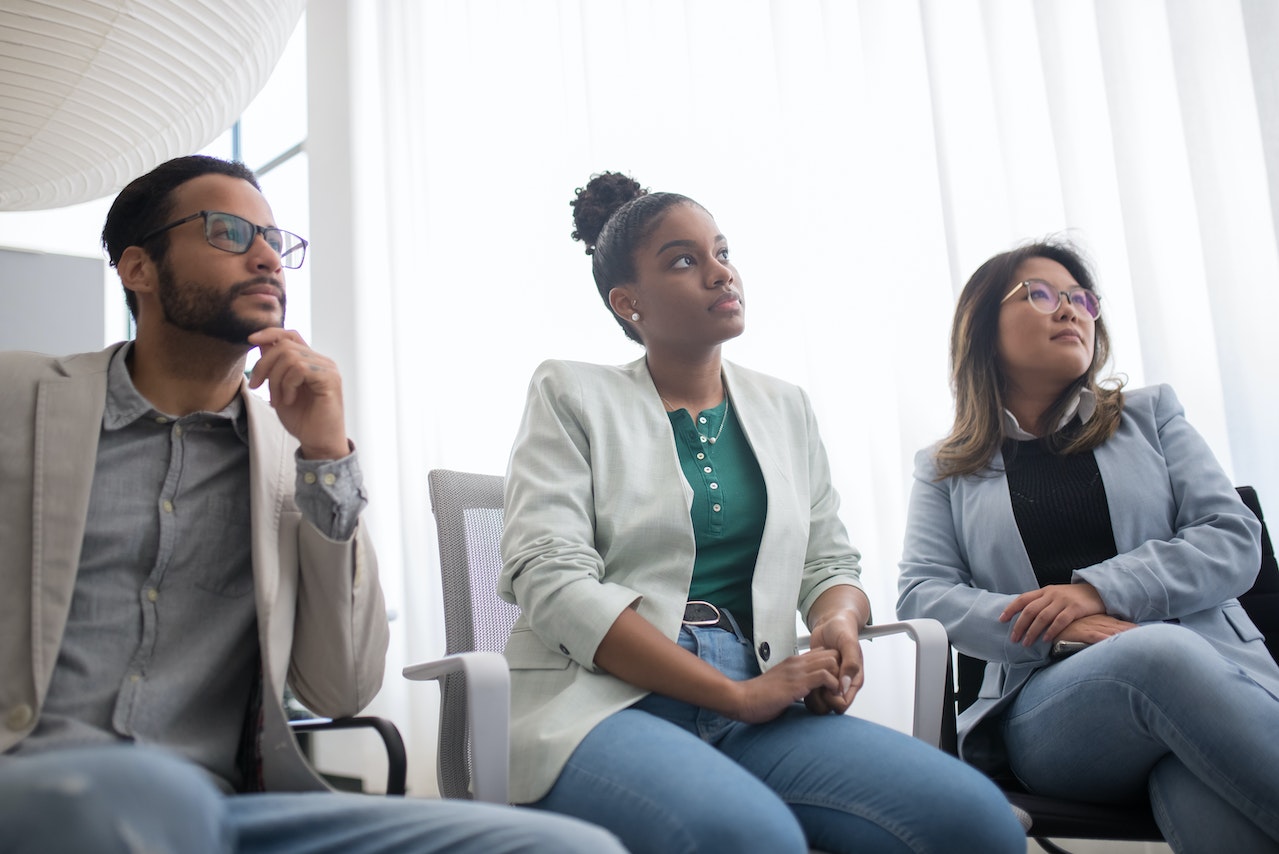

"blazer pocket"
[504,628,572,670]
[1223,601,1265,643]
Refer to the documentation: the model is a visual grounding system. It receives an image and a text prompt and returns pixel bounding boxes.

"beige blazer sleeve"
[243,389,389,791]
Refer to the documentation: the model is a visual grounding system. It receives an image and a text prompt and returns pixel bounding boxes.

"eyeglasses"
[1001,278,1101,319]
[136,210,308,269]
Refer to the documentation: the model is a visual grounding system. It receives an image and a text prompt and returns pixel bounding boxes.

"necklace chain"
[660,383,730,445]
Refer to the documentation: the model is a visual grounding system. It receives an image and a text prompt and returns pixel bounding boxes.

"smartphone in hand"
[1050,640,1089,661]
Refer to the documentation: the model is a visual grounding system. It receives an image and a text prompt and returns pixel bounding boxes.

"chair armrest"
[289,715,407,795]
[798,618,949,748]
[403,651,510,804]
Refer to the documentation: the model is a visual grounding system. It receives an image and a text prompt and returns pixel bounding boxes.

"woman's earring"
[631,312,640,322]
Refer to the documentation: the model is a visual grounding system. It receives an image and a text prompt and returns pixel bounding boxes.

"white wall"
[0,246,117,354]
[0,194,125,352]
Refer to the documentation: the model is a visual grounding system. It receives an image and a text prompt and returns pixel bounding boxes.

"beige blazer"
[0,345,388,792]
[499,357,864,803]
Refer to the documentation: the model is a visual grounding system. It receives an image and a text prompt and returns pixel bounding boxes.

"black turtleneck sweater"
[1003,431,1119,587]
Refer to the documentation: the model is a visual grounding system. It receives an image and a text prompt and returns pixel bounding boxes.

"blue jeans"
[0,743,624,854]
[1001,622,1279,854]
[532,621,1026,854]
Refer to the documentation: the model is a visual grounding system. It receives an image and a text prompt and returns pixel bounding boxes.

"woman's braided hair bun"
[570,171,646,255]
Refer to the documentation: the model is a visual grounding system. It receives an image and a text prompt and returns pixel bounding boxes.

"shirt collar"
[103,341,249,443]
[1003,387,1096,441]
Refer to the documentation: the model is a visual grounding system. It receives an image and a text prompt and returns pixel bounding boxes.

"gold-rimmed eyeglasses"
[1002,278,1101,319]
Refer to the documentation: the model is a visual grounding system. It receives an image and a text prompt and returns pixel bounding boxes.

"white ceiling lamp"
[0,0,306,211]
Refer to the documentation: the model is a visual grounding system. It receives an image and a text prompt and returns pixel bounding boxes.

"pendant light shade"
[0,0,306,211]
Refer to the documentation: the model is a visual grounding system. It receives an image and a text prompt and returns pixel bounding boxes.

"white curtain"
[307,0,1279,797]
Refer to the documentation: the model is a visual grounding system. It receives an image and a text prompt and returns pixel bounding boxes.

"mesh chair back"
[428,468,518,799]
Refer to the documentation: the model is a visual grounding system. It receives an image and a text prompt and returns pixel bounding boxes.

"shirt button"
[558,644,571,656]
[699,416,708,424]
[709,482,718,490]
[146,588,158,602]
[322,473,337,486]
[712,504,721,512]
[162,500,174,513]
[758,642,771,662]
[303,472,318,484]
[5,704,33,731]
[699,436,707,444]
[155,416,168,424]
[703,466,712,473]
[130,674,141,683]
[174,425,183,437]
[696,453,705,460]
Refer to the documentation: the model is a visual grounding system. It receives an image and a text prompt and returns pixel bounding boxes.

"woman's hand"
[595,608,839,725]
[1000,582,1106,646]
[729,649,842,724]
[1057,613,1137,644]
[804,609,864,714]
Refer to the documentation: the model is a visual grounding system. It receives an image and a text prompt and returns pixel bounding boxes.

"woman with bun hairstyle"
[897,239,1279,852]
[497,172,1026,854]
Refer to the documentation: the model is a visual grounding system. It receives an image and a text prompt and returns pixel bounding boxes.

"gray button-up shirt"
[8,343,367,791]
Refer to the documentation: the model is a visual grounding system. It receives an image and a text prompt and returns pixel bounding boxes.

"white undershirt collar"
[1003,387,1097,441]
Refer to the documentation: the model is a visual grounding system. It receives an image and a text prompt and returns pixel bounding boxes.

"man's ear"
[117,245,156,300]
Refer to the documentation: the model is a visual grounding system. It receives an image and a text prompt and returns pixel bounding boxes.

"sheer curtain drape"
[308,0,1279,795]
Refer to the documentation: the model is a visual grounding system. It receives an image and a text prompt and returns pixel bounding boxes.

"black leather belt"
[683,600,751,639]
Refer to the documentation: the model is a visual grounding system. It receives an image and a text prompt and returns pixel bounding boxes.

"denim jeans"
[532,619,1026,854]
[0,743,623,854]
[1001,622,1279,854]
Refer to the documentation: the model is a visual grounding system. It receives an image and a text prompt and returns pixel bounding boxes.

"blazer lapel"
[722,362,793,576]
[962,450,1039,594]
[243,387,285,623]
[30,362,109,683]
[721,362,789,490]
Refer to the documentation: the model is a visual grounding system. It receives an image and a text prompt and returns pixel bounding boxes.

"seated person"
[496,171,1027,854]
[897,238,1279,853]
[0,154,622,854]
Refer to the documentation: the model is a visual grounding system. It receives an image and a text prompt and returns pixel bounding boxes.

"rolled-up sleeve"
[500,362,642,670]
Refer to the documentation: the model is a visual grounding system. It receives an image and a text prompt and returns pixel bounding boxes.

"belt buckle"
[683,600,721,627]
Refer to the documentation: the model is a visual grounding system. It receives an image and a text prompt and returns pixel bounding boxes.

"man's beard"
[156,260,286,344]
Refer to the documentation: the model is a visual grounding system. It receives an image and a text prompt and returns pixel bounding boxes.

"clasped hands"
[247,328,350,461]
[1001,582,1136,647]
[731,609,863,724]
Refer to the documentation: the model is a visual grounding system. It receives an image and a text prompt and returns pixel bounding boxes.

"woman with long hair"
[898,238,1279,852]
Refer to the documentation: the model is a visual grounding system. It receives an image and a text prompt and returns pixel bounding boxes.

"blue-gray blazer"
[897,384,1278,769]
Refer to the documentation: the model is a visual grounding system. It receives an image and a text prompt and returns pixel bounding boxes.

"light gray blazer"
[499,357,864,803]
[897,384,1278,770]
[0,345,388,791]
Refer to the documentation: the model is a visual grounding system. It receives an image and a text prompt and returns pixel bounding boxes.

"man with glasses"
[0,155,621,854]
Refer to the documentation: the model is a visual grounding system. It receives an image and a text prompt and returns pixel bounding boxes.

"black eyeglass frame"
[135,210,308,269]
[1000,278,1101,319]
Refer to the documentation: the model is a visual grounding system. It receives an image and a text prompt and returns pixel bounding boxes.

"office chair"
[289,715,408,795]
[403,468,512,803]
[943,485,1278,854]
